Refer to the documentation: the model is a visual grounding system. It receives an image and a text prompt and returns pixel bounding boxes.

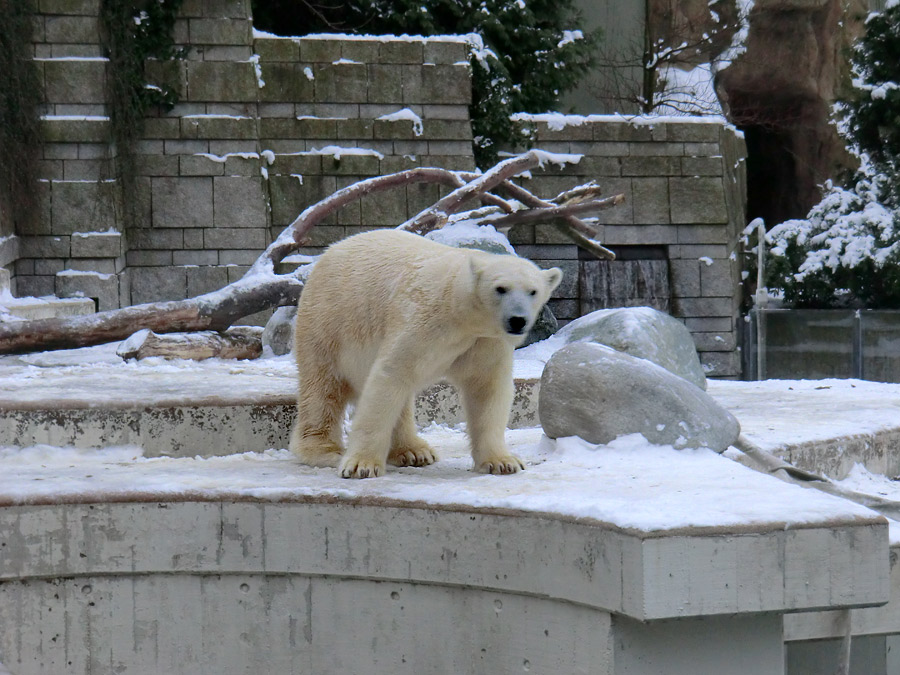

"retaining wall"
[7,0,747,375]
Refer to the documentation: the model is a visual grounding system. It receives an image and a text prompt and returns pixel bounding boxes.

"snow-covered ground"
[0,422,880,534]
[1,341,899,538]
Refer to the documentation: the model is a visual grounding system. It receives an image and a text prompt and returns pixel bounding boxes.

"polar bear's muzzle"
[506,315,528,335]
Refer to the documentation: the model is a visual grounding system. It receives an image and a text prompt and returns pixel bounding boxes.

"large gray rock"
[262,305,296,356]
[557,306,707,390]
[521,304,558,348]
[424,222,516,255]
[539,342,740,452]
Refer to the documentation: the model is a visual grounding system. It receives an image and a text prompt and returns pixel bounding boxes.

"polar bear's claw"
[339,457,384,479]
[477,455,525,475]
[388,443,437,468]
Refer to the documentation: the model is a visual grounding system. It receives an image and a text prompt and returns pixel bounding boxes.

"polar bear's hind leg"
[290,372,351,468]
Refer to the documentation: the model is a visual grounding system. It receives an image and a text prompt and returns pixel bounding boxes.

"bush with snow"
[764,163,900,308]
[762,2,900,309]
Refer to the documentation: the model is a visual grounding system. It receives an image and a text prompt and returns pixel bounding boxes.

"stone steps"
[0,266,96,321]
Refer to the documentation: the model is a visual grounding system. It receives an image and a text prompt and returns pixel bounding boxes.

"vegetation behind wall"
[99,0,186,226]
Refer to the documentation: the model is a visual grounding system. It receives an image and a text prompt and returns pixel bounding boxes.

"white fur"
[290,229,562,479]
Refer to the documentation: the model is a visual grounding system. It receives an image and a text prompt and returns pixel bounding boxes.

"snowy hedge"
[762,1,900,309]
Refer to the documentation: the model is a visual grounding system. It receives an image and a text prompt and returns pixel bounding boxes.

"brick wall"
[7,1,747,376]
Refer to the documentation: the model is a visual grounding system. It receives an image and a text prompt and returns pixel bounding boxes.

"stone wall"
[507,115,747,377]
[6,0,747,376]
[14,0,475,313]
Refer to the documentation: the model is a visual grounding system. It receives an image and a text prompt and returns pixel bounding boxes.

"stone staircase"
[0,266,95,321]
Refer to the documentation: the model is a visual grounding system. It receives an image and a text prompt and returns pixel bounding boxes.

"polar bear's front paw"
[388,439,437,467]
[475,454,525,475]
[339,454,385,479]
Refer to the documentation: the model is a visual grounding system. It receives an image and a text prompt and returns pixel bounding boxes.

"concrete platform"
[2,347,900,674]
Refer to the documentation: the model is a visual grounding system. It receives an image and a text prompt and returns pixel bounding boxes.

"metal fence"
[743,309,900,382]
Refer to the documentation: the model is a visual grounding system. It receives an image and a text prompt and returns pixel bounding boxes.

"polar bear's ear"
[544,267,563,292]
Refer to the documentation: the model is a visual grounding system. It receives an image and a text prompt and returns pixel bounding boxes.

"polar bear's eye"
[529,289,537,296]
[495,286,507,295]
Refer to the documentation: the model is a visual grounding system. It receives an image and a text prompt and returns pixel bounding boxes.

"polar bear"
[290,229,562,479]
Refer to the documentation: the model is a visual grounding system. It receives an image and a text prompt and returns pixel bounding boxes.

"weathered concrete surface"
[0,380,538,457]
[0,499,887,674]
[0,295,95,320]
[785,541,900,642]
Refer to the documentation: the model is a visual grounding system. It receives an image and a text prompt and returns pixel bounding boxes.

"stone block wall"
[507,115,747,377]
[6,1,747,375]
[13,0,475,311]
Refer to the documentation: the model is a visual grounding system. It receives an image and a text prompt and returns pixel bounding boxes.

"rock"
[521,304,558,348]
[262,305,296,356]
[557,306,707,390]
[715,0,865,225]
[539,342,740,452]
[424,222,516,255]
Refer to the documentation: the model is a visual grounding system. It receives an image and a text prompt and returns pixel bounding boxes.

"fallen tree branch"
[494,180,618,260]
[0,152,625,354]
[485,194,625,230]
[116,327,263,361]
[399,150,576,235]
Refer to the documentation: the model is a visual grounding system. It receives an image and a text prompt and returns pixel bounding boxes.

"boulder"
[539,342,740,452]
[521,304,558,348]
[557,306,707,389]
[262,305,296,356]
[424,222,516,255]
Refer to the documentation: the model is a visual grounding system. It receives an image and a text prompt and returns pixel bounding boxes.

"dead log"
[0,152,624,355]
[116,327,262,361]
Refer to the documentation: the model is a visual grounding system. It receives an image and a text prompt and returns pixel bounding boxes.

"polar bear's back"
[296,229,468,347]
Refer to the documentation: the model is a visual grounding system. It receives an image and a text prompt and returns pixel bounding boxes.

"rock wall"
[15,0,475,313]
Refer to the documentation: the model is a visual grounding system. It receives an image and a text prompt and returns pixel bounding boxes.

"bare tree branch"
[0,152,625,354]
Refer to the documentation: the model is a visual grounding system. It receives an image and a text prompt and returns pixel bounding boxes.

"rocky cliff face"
[643,0,866,227]
[712,0,866,226]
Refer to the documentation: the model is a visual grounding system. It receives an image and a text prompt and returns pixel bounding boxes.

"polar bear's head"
[470,254,563,343]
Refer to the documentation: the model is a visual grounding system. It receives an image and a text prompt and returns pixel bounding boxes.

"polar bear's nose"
[507,316,527,334]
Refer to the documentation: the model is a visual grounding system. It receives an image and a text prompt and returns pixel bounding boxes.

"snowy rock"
[520,304,558,348]
[556,306,707,390]
[539,342,740,452]
[262,306,296,356]
[424,222,515,255]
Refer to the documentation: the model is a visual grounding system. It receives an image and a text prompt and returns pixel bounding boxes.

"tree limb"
[0,152,624,354]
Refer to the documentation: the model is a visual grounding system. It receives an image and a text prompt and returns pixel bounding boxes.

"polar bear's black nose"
[507,316,527,334]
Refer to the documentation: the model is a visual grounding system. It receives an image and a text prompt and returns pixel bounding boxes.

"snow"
[656,62,722,116]
[1,340,899,535]
[511,112,729,129]
[424,221,514,253]
[0,425,877,534]
[556,30,583,49]
[376,108,424,136]
[298,145,385,160]
[72,229,119,238]
[194,151,264,163]
[40,115,109,122]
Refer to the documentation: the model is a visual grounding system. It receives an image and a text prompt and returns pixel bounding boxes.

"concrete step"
[0,289,96,321]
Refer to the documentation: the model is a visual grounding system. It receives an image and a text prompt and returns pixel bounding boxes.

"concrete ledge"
[0,497,887,622]
[0,367,537,456]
